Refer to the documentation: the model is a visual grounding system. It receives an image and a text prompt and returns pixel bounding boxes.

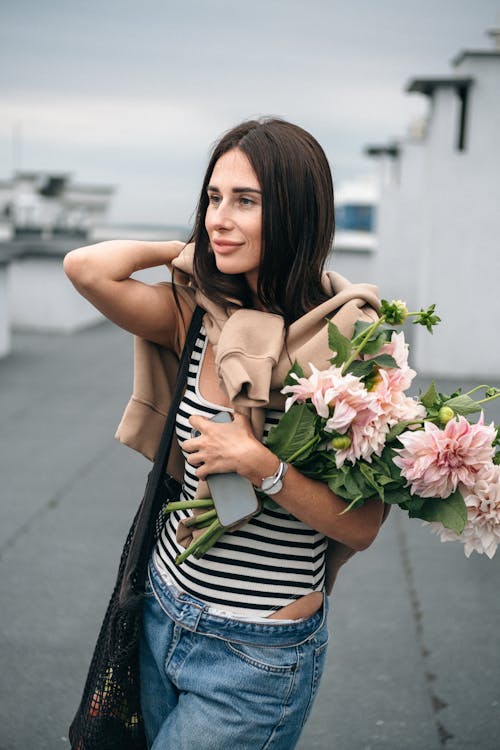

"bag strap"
[118,304,204,607]
[148,304,204,492]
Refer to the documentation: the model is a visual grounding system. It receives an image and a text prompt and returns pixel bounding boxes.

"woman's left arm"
[184,413,384,552]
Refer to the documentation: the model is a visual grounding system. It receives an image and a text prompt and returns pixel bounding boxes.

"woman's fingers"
[181,412,257,478]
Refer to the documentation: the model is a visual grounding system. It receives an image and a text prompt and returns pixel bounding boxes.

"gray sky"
[1,0,499,225]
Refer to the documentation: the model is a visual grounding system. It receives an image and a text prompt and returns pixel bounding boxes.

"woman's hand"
[182,413,279,481]
[182,413,384,551]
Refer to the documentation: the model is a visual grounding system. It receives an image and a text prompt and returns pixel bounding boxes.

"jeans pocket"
[301,632,330,727]
[224,640,298,674]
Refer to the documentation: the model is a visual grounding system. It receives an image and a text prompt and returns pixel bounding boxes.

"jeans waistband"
[147,560,327,648]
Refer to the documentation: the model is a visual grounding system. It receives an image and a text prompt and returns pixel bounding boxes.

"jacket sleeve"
[114,284,196,481]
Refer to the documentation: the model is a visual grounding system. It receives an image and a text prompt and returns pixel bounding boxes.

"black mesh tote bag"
[69,305,204,750]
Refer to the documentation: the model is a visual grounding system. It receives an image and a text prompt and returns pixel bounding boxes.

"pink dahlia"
[282,364,380,433]
[393,414,496,498]
[335,417,391,468]
[370,331,417,393]
[461,464,500,558]
[372,368,426,426]
[281,364,325,411]
[427,464,500,558]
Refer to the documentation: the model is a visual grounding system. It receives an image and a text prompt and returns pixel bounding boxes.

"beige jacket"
[115,247,386,593]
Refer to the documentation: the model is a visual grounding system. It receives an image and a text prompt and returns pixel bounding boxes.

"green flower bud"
[438,406,455,425]
[380,298,408,325]
[414,303,441,333]
[332,435,352,450]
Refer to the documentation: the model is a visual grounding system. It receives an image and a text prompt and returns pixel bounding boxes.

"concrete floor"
[0,321,499,750]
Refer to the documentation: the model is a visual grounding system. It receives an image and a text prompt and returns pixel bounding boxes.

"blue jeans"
[139,561,330,750]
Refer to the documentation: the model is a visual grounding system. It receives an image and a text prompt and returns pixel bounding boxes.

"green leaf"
[379,445,406,482]
[361,331,388,355]
[352,320,389,356]
[386,420,415,442]
[352,320,373,339]
[358,462,385,499]
[405,497,426,515]
[343,468,364,497]
[443,394,482,416]
[384,486,414,505]
[339,495,365,514]
[420,382,440,410]
[370,353,399,369]
[415,490,467,534]
[266,403,317,463]
[283,360,305,388]
[327,321,353,366]
[345,360,376,379]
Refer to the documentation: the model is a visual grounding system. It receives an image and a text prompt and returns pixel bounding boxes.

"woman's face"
[205,148,262,294]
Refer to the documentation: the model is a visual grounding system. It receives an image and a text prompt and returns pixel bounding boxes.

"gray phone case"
[192,411,259,527]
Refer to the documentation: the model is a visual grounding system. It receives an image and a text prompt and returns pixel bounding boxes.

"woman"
[64,117,384,749]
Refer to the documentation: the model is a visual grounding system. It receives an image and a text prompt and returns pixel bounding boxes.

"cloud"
[1,0,497,222]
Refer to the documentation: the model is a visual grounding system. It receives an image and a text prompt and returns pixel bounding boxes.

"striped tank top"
[153,325,327,617]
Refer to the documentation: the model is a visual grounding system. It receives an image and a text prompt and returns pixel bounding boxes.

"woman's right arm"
[63,240,187,348]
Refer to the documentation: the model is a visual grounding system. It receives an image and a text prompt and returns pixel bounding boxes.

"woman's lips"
[211,239,243,254]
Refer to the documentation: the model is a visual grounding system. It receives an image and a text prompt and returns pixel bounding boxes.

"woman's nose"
[207,202,234,231]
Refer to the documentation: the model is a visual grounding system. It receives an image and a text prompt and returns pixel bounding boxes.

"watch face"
[264,479,283,496]
[261,461,287,495]
[261,477,275,492]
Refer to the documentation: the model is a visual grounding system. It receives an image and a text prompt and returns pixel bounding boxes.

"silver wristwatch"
[258,460,289,495]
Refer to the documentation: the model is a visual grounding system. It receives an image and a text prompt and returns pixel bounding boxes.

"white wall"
[374,55,500,379]
[8,258,104,332]
[372,142,425,306]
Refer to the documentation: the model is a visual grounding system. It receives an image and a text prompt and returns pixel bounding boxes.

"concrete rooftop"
[0,321,499,750]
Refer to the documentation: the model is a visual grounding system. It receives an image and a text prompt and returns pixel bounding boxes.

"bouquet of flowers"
[267,300,500,559]
[167,300,500,563]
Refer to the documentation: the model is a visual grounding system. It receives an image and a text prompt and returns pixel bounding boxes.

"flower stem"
[194,525,226,558]
[342,309,429,375]
[175,518,221,565]
[463,385,500,405]
[476,394,500,406]
[349,318,384,347]
[183,508,218,528]
[342,317,386,374]
[165,498,214,513]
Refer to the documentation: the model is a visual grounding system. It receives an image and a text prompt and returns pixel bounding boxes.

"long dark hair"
[187,117,335,326]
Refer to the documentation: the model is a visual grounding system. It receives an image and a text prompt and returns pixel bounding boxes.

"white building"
[0,173,115,341]
[0,171,114,238]
[367,29,500,379]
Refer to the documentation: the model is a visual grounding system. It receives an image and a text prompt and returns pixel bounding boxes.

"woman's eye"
[208,193,221,205]
[239,196,254,206]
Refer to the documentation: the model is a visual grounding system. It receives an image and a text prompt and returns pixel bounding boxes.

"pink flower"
[371,331,417,393]
[281,363,387,467]
[372,368,426,425]
[427,464,500,558]
[335,418,390,467]
[282,364,380,434]
[325,400,357,433]
[393,414,496,498]
[281,365,324,411]
[460,464,500,558]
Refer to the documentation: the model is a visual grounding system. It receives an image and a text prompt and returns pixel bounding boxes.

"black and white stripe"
[153,326,327,616]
